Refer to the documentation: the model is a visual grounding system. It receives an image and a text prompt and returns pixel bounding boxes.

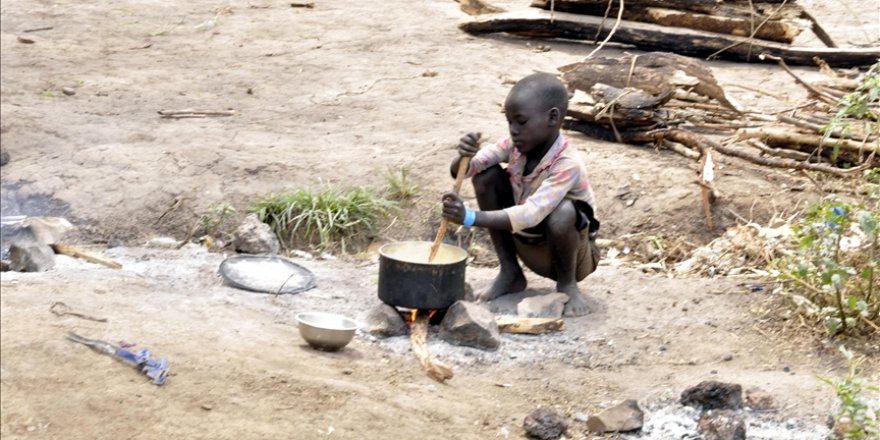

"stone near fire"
[586,399,644,434]
[9,241,55,272]
[0,147,9,167]
[22,217,74,246]
[439,301,500,350]
[681,381,743,411]
[364,303,408,338]
[234,214,280,255]
[744,387,777,410]
[516,292,568,318]
[523,407,568,440]
[697,409,746,440]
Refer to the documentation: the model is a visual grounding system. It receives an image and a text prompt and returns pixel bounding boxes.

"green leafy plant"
[252,186,397,252]
[822,61,879,161]
[819,346,880,440]
[384,166,419,201]
[780,198,879,335]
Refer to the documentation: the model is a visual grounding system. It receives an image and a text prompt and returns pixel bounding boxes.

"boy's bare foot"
[558,283,588,317]
[476,269,527,302]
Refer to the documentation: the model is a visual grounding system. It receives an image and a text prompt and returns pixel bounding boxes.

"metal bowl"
[296,312,358,351]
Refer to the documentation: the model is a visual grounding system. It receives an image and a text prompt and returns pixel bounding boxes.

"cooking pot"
[378,241,468,310]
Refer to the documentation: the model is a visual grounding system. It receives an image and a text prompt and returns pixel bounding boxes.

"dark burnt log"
[459,10,880,67]
[567,85,670,128]
[560,52,739,111]
[532,0,802,20]
[532,1,805,43]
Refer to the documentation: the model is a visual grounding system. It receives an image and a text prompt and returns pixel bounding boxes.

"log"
[459,10,880,67]
[532,0,798,19]
[560,52,739,111]
[736,126,880,155]
[52,243,122,269]
[410,315,454,383]
[643,8,802,44]
[535,1,805,43]
[495,316,565,334]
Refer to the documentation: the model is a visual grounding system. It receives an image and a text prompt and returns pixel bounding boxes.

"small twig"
[584,0,623,60]
[723,83,789,102]
[23,26,53,33]
[746,139,815,162]
[158,109,235,119]
[759,53,838,104]
[595,0,614,42]
[50,302,108,323]
[290,2,314,8]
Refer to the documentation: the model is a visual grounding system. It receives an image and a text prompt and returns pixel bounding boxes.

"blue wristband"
[463,209,476,227]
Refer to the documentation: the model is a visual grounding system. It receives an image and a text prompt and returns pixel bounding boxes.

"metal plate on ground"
[219,255,316,294]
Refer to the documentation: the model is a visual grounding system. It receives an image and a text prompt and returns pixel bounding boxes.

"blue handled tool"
[67,332,169,385]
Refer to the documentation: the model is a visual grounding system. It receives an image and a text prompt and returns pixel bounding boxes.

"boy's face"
[504,90,559,156]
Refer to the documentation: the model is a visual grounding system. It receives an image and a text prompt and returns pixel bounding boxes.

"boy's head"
[504,72,570,155]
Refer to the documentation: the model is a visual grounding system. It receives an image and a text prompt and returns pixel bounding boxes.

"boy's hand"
[457,132,482,158]
[441,192,466,224]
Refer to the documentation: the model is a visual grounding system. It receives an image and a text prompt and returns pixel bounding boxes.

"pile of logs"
[458,1,880,66]
[557,52,877,225]
[532,0,822,45]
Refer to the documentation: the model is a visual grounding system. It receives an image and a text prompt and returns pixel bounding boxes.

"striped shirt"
[466,134,596,233]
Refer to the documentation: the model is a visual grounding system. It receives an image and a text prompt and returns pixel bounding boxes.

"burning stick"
[410,314,453,383]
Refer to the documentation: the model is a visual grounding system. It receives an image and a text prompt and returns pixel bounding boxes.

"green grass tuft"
[252,186,397,252]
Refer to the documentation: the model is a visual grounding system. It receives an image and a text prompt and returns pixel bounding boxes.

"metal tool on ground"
[66,332,169,385]
[429,135,480,262]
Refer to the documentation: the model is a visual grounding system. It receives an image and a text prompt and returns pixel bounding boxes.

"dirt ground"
[1,0,878,439]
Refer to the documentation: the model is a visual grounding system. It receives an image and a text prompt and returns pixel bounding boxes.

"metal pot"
[378,241,468,310]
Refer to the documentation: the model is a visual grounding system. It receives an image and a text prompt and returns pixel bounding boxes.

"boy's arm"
[442,193,512,229]
[450,133,509,178]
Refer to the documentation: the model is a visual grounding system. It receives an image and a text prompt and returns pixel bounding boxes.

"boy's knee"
[472,165,506,195]
[546,201,577,233]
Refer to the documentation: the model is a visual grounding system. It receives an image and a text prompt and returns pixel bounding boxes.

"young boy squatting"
[441,72,600,317]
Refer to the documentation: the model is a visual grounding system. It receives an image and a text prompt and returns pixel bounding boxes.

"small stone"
[61,87,76,96]
[233,213,280,254]
[681,381,743,410]
[586,399,644,434]
[516,293,568,319]
[201,404,213,411]
[698,409,746,440]
[523,407,568,440]
[9,240,55,272]
[0,147,9,166]
[722,354,733,361]
[782,366,790,373]
[364,303,408,338]
[341,368,353,375]
[744,387,777,410]
[573,412,589,423]
[439,301,500,350]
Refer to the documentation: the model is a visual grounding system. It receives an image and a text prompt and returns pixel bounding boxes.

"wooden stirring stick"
[428,156,472,262]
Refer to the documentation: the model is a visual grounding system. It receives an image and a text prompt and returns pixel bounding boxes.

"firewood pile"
[458,0,880,66]
[558,51,878,226]
[532,0,818,45]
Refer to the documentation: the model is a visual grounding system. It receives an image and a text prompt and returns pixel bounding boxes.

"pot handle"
[429,156,471,262]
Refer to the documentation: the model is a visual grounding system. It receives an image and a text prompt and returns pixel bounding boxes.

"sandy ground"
[1,0,879,438]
